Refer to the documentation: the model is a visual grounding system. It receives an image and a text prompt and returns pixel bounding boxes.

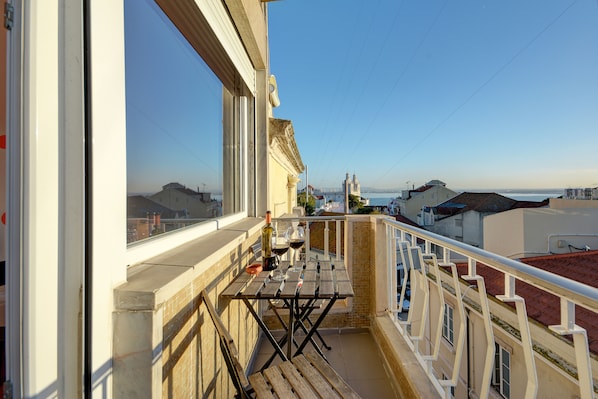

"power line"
[313,0,386,186]
[374,0,580,186]
[347,0,448,167]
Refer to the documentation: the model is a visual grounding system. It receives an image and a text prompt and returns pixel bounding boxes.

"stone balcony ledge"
[114,217,263,311]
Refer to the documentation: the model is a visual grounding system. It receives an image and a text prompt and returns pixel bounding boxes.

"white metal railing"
[383,218,598,399]
[272,216,344,263]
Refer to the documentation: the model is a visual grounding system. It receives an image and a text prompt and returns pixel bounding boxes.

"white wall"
[428,215,462,240]
[462,211,483,247]
[483,209,525,258]
[549,198,598,209]
[485,208,598,258]
[402,186,457,222]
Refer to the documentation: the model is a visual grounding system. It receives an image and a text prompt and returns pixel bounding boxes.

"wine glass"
[288,225,305,272]
[271,229,290,281]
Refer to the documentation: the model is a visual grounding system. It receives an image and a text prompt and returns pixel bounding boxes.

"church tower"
[342,173,361,197]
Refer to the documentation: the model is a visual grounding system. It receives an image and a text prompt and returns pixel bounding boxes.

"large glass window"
[124,0,247,245]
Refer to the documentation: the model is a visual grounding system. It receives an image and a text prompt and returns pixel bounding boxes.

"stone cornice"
[269,118,305,175]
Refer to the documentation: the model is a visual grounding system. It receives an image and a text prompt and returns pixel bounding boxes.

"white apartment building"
[485,204,598,258]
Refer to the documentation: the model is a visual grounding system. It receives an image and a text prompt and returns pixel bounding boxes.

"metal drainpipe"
[83,0,93,397]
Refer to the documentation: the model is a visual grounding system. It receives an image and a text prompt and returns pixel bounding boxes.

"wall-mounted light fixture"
[269,74,280,108]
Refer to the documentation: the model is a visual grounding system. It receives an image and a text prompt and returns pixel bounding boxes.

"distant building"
[149,182,219,219]
[268,118,304,217]
[127,195,188,243]
[313,194,327,210]
[563,187,598,200]
[485,207,598,258]
[394,180,457,222]
[342,173,361,198]
[422,192,547,248]
[309,174,367,212]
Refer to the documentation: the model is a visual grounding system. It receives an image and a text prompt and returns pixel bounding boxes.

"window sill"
[115,217,263,311]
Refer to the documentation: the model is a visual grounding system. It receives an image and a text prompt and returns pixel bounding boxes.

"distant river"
[362,192,400,206]
[362,190,562,206]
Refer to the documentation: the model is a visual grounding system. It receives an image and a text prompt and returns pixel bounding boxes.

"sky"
[125,0,224,195]
[267,0,598,191]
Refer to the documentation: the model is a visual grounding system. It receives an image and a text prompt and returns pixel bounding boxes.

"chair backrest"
[201,290,252,398]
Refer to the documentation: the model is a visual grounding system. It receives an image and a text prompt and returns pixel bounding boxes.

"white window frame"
[442,302,455,345]
[492,342,511,399]
[124,0,255,267]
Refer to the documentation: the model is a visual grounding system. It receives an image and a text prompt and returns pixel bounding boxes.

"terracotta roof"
[511,198,550,208]
[411,185,434,193]
[452,251,598,354]
[435,192,546,216]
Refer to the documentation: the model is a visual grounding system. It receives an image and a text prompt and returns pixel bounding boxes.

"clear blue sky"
[268,0,598,191]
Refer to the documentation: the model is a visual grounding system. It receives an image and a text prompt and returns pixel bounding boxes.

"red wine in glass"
[290,239,305,250]
[272,244,289,257]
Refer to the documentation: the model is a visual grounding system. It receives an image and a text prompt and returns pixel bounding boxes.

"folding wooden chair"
[201,290,362,398]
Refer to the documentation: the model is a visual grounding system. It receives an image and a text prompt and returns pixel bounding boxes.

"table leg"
[242,298,288,364]
[295,297,337,357]
[295,301,332,352]
[287,298,295,359]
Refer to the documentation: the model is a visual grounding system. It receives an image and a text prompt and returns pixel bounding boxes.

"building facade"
[395,180,458,222]
[268,118,304,218]
[484,207,598,258]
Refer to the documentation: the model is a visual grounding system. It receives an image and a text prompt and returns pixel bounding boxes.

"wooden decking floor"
[251,329,399,398]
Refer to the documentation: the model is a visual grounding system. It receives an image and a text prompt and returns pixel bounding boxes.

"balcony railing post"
[335,220,342,261]
[497,274,538,398]
[421,254,444,363]
[388,224,397,315]
[305,220,311,260]
[323,220,329,259]
[442,247,450,264]
[504,274,516,298]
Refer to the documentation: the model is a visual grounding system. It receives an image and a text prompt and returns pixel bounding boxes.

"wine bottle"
[261,211,275,270]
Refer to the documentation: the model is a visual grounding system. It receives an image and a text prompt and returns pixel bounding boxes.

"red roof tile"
[452,251,598,354]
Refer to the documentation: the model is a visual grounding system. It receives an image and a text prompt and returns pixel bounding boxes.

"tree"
[298,192,316,215]
[348,194,363,211]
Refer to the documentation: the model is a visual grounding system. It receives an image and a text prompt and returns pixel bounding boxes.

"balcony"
[114,214,598,398]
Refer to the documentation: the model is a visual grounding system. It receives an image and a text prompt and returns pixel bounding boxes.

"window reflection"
[124,0,234,244]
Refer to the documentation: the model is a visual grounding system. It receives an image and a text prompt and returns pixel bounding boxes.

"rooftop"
[451,250,598,353]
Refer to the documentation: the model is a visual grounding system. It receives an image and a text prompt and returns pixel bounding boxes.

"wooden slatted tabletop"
[221,260,354,301]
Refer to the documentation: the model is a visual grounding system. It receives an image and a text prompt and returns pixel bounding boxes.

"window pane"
[493,343,500,383]
[443,304,454,344]
[124,0,235,244]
